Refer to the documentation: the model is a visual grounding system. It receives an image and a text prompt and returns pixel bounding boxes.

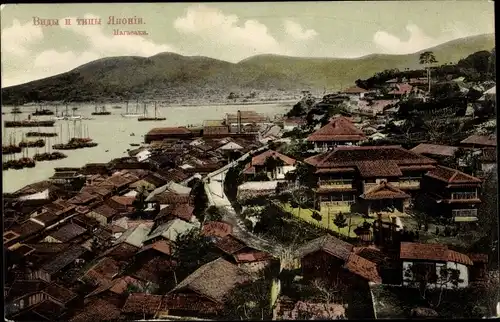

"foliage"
[294,162,317,190]
[253,172,271,181]
[286,102,306,117]
[205,205,223,222]
[403,263,463,309]
[132,185,148,215]
[263,155,285,180]
[477,170,499,261]
[173,228,220,279]
[224,162,246,202]
[333,213,348,229]
[223,276,273,320]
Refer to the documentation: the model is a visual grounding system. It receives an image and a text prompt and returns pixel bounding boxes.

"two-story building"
[306,117,367,152]
[305,145,437,214]
[243,149,297,181]
[419,165,482,224]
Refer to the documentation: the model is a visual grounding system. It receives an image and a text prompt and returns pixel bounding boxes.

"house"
[306,117,367,152]
[202,221,233,238]
[144,127,194,144]
[154,203,196,224]
[340,86,369,100]
[113,223,152,248]
[144,218,197,244]
[67,191,100,207]
[9,297,68,321]
[305,145,437,214]
[86,203,120,226]
[419,166,482,224]
[283,117,307,131]
[38,245,88,282]
[410,143,459,160]
[79,257,121,287]
[121,293,164,320]
[42,222,87,244]
[165,258,253,318]
[388,83,414,98]
[68,298,122,322]
[243,150,296,180]
[460,134,496,149]
[400,242,473,289]
[225,110,267,127]
[295,235,382,290]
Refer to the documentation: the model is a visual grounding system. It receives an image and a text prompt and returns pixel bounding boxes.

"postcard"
[2,2,498,320]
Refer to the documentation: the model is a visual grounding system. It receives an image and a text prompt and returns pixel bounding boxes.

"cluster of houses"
[3,90,498,320]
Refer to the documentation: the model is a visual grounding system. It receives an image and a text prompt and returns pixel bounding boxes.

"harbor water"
[2,102,292,192]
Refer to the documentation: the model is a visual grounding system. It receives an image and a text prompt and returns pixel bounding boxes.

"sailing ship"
[91,103,112,116]
[138,101,166,122]
[4,113,56,128]
[33,104,55,116]
[112,105,122,109]
[2,134,22,155]
[11,106,22,114]
[19,139,45,148]
[121,100,142,118]
[33,135,67,162]
[3,138,36,170]
[26,132,58,137]
[52,120,98,150]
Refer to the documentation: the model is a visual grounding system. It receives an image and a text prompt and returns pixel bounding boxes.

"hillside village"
[3,49,499,320]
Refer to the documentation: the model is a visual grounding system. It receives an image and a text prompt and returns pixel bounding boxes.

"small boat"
[26,132,58,138]
[112,105,122,109]
[2,145,22,154]
[130,143,140,147]
[130,133,135,136]
[11,107,22,114]
[4,120,56,128]
[33,104,55,116]
[105,150,109,152]
[33,152,67,161]
[121,100,142,118]
[19,139,45,148]
[91,104,112,116]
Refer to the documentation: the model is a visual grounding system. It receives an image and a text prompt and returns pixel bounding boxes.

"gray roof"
[145,181,191,202]
[114,223,152,248]
[145,218,196,243]
[41,245,87,275]
[295,235,353,261]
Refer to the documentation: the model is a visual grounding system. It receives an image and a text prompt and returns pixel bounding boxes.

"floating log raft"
[33,152,67,161]
[19,139,45,148]
[4,120,56,128]
[3,158,36,171]
[2,145,22,155]
[26,132,58,137]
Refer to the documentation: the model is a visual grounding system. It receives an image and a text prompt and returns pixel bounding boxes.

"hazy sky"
[1,2,495,87]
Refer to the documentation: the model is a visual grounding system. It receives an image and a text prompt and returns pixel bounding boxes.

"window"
[451,192,477,200]
[452,209,478,217]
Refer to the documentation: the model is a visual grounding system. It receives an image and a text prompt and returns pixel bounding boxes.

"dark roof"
[92,203,118,218]
[400,242,473,266]
[425,166,482,184]
[41,245,87,275]
[81,257,121,286]
[204,126,230,136]
[344,253,382,283]
[5,280,49,301]
[214,234,248,255]
[305,145,437,169]
[307,117,366,142]
[295,235,353,261]
[67,192,98,205]
[68,298,121,322]
[80,185,113,197]
[233,250,273,263]
[158,168,190,183]
[133,257,177,284]
[138,240,173,256]
[147,127,192,135]
[13,181,60,196]
[170,258,252,303]
[171,203,195,222]
[26,242,70,255]
[202,221,233,238]
[11,220,44,238]
[100,242,139,262]
[480,148,496,162]
[12,298,66,321]
[251,150,296,166]
[121,293,163,315]
[32,211,59,226]
[460,134,496,147]
[361,181,411,200]
[161,293,222,314]
[150,192,191,204]
[43,283,78,304]
[48,222,87,242]
[142,173,169,187]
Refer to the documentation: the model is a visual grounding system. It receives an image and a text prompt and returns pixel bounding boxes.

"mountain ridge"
[2,33,494,104]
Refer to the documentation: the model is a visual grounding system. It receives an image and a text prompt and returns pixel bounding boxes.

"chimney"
[237,110,242,133]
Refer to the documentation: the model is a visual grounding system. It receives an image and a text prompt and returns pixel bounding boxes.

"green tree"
[419,51,438,93]
[205,205,223,222]
[295,162,318,190]
[190,179,208,222]
[264,156,278,179]
[333,213,348,230]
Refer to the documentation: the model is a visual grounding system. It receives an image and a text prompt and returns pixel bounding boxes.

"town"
[3,49,498,320]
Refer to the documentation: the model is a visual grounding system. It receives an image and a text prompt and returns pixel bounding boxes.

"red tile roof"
[425,166,482,184]
[400,242,473,266]
[214,234,248,255]
[48,222,87,242]
[133,257,177,284]
[139,240,173,256]
[307,117,366,142]
[121,293,163,315]
[388,83,413,95]
[344,253,382,283]
[161,293,223,314]
[234,250,273,263]
[305,145,437,169]
[110,196,135,206]
[172,203,195,222]
[357,160,403,177]
[81,257,121,286]
[251,149,296,166]
[69,298,121,322]
[202,221,233,238]
[410,144,459,157]
[92,203,118,218]
[361,181,411,200]
[100,243,140,262]
[67,192,98,205]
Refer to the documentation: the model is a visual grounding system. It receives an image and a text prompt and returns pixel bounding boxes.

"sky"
[1,2,495,87]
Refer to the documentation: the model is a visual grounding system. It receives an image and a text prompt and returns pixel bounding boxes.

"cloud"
[372,23,480,55]
[174,5,282,62]
[283,20,318,40]
[1,19,44,56]
[2,14,177,86]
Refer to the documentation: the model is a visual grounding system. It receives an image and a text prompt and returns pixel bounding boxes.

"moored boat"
[26,132,58,137]
[19,139,45,148]
[33,151,67,161]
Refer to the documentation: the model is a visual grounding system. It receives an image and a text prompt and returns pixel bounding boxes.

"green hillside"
[1,33,494,104]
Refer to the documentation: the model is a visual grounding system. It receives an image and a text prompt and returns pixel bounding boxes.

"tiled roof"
[33,211,59,226]
[110,195,135,206]
[361,181,411,200]
[410,144,459,157]
[133,257,177,284]
[305,145,437,169]
[400,242,473,266]
[295,235,353,261]
[170,258,252,303]
[13,298,66,321]
[171,203,195,222]
[460,134,496,147]
[233,250,273,263]
[145,219,196,243]
[425,166,482,184]
[68,298,121,322]
[344,253,382,283]
[201,221,233,238]
[468,253,488,263]
[41,245,87,275]
[161,293,223,314]
[251,149,296,166]
[214,234,248,255]
[81,257,121,286]
[100,242,140,262]
[138,240,173,256]
[147,127,192,135]
[353,247,389,265]
[12,220,44,238]
[357,160,403,177]
[307,117,366,142]
[92,203,119,218]
[341,85,368,94]
[5,280,49,301]
[48,222,87,242]
[67,192,98,205]
[121,293,163,315]
[388,83,413,95]
[80,185,113,197]
[43,283,77,304]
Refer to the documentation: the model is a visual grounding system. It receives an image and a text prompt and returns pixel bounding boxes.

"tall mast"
[126,101,129,114]
[143,102,147,116]
[136,99,139,114]
[66,104,69,117]
[154,101,157,118]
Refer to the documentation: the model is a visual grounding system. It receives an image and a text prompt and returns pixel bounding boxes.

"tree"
[132,185,148,214]
[419,51,438,93]
[333,213,348,230]
[191,179,208,222]
[295,162,318,190]
[223,275,273,320]
[264,156,278,180]
[403,263,463,308]
[477,170,498,254]
[205,205,223,222]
